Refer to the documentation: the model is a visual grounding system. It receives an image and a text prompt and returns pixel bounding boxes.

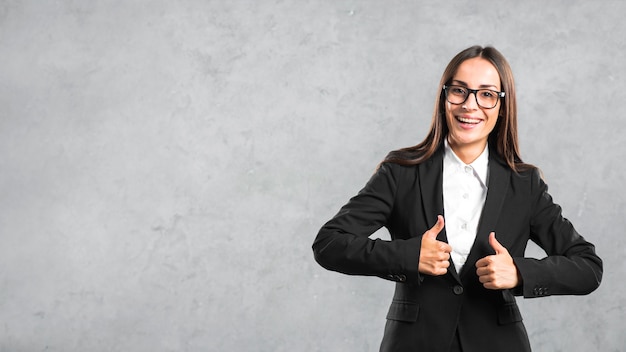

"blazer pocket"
[386,301,419,323]
[497,302,523,325]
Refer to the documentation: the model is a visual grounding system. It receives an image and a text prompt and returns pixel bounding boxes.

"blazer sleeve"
[513,169,603,298]
[312,163,422,283]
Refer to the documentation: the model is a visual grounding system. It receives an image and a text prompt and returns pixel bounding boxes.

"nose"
[462,91,479,109]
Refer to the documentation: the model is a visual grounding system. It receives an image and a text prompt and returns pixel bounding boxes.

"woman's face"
[445,57,502,155]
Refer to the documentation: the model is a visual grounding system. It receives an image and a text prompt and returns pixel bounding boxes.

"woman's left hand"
[476,232,522,290]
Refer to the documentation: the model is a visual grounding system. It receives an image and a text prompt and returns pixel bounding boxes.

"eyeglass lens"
[445,86,500,109]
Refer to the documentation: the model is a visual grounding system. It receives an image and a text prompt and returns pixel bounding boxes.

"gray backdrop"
[1,1,624,351]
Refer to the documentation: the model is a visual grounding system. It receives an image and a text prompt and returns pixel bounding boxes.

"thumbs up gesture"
[476,232,522,290]
[419,215,452,276]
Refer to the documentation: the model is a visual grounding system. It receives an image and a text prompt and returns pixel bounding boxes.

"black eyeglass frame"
[442,84,505,109]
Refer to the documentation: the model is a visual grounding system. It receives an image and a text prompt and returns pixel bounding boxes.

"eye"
[450,86,467,95]
[480,90,496,98]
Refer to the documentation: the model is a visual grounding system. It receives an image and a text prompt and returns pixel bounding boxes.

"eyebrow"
[451,79,500,90]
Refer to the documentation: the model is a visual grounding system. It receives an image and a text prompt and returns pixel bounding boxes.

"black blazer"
[313,147,602,352]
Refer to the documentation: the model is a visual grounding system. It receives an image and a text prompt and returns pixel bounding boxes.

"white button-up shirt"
[443,140,489,273]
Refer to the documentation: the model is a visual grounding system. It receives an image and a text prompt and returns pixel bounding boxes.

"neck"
[448,139,487,164]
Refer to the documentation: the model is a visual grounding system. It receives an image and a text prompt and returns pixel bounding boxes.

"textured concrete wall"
[0,1,624,351]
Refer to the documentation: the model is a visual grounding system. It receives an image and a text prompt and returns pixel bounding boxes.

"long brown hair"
[384,45,533,172]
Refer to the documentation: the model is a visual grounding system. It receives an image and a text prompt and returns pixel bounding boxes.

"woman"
[312,46,602,352]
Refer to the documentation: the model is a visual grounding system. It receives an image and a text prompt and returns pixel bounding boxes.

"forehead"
[452,57,501,88]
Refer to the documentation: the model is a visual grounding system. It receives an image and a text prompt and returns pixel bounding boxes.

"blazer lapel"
[418,148,445,230]
[459,155,511,278]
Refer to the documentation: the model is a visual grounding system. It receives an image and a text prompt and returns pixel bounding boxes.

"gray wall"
[1,1,624,351]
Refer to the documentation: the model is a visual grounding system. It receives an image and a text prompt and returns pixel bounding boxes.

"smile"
[456,116,482,125]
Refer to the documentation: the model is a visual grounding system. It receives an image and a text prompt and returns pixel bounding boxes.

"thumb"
[488,232,507,254]
[424,215,445,240]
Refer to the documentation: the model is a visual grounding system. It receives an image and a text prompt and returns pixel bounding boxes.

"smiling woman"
[312,45,603,352]
[383,46,528,173]
[444,57,503,164]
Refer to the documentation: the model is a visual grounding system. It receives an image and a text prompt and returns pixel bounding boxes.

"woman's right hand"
[418,215,452,276]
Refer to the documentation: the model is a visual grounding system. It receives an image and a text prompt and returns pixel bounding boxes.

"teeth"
[457,116,480,124]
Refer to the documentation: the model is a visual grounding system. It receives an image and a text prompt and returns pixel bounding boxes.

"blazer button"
[396,274,407,282]
[453,285,464,295]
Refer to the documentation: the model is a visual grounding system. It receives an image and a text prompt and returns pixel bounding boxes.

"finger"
[478,274,491,284]
[488,232,508,255]
[433,268,447,276]
[475,257,488,268]
[434,261,450,275]
[439,242,452,254]
[437,251,451,261]
[476,265,493,276]
[424,215,445,240]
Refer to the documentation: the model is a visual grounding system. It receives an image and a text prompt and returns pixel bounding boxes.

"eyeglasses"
[443,85,505,109]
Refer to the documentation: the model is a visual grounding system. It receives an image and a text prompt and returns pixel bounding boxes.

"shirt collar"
[443,139,489,187]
